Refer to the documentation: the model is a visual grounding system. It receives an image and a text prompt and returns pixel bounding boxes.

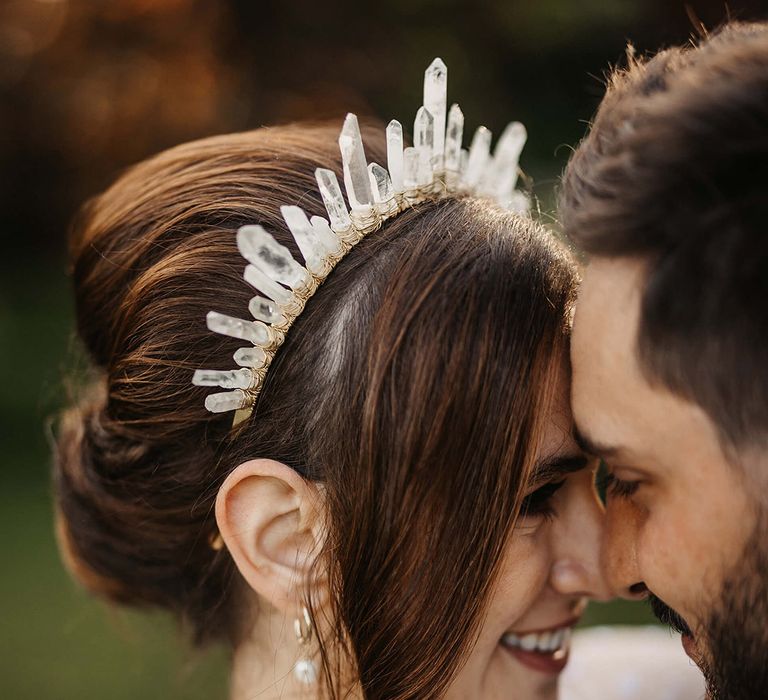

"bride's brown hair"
[54,122,577,700]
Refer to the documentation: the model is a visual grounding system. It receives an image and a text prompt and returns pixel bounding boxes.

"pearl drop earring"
[293,605,318,685]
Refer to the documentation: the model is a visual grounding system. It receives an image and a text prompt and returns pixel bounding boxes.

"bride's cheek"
[495,530,552,602]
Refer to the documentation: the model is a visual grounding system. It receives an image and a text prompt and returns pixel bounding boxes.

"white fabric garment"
[560,626,706,700]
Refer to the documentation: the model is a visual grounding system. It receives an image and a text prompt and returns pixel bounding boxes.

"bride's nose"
[548,478,613,601]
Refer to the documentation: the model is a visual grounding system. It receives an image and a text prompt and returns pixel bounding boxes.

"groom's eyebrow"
[573,425,620,460]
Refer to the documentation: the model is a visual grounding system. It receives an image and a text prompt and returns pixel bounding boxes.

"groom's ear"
[215,458,326,612]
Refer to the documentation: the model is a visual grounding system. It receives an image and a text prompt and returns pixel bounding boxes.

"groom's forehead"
[577,258,645,334]
[570,256,727,471]
[572,258,647,398]
[571,257,668,451]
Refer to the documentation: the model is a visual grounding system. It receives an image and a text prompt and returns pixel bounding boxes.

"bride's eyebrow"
[530,454,589,484]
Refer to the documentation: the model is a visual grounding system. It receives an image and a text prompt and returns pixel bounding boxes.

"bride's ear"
[215,458,326,612]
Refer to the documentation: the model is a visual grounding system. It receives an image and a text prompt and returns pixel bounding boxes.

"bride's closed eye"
[519,479,566,519]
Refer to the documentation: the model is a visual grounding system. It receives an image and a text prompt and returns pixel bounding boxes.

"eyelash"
[519,479,566,519]
[598,471,640,500]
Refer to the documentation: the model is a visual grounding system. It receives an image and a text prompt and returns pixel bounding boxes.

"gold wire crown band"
[192,58,530,427]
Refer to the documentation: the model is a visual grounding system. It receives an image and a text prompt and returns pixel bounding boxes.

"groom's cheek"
[605,497,698,627]
[631,485,745,633]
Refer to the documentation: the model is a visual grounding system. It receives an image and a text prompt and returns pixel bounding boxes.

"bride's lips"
[500,616,580,675]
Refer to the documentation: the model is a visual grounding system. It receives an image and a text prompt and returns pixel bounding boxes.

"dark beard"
[648,513,768,700]
[700,514,768,700]
[647,594,692,637]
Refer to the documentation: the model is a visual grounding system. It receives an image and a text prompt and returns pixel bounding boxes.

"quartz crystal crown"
[193,57,530,425]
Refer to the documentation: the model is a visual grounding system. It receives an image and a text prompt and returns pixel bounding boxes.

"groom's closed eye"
[574,425,645,494]
[598,470,640,500]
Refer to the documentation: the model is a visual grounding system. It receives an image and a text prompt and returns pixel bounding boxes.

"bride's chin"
[479,640,560,700]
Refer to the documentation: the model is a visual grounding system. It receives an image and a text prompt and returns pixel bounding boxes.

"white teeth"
[549,630,563,651]
[501,626,573,654]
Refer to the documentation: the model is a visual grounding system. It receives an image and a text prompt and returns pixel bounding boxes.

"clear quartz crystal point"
[403,146,419,192]
[483,121,527,199]
[309,216,344,256]
[464,126,492,189]
[414,107,435,153]
[205,390,248,414]
[386,120,404,194]
[248,295,284,324]
[368,163,395,204]
[423,58,447,167]
[459,148,469,178]
[233,346,267,368]
[315,168,352,233]
[281,205,328,276]
[192,368,254,390]
[339,113,373,210]
[206,311,271,346]
[444,104,464,173]
[496,121,527,167]
[417,149,433,187]
[243,265,292,306]
[236,225,308,290]
[414,107,435,187]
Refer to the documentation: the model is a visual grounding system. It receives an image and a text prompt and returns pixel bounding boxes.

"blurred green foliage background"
[2,1,766,697]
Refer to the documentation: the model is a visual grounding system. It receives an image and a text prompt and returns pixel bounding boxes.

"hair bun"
[53,123,391,648]
[54,381,148,602]
[54,367,237,648]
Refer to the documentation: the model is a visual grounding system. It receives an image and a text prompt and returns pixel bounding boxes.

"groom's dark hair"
[560,21,768,452]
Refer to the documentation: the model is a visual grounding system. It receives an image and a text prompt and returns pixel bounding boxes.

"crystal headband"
[192,58,529,426]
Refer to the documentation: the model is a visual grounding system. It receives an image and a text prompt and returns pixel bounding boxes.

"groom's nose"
[601,500,648,600]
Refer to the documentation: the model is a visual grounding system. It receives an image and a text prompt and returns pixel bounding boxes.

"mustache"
[648,594,693,637]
